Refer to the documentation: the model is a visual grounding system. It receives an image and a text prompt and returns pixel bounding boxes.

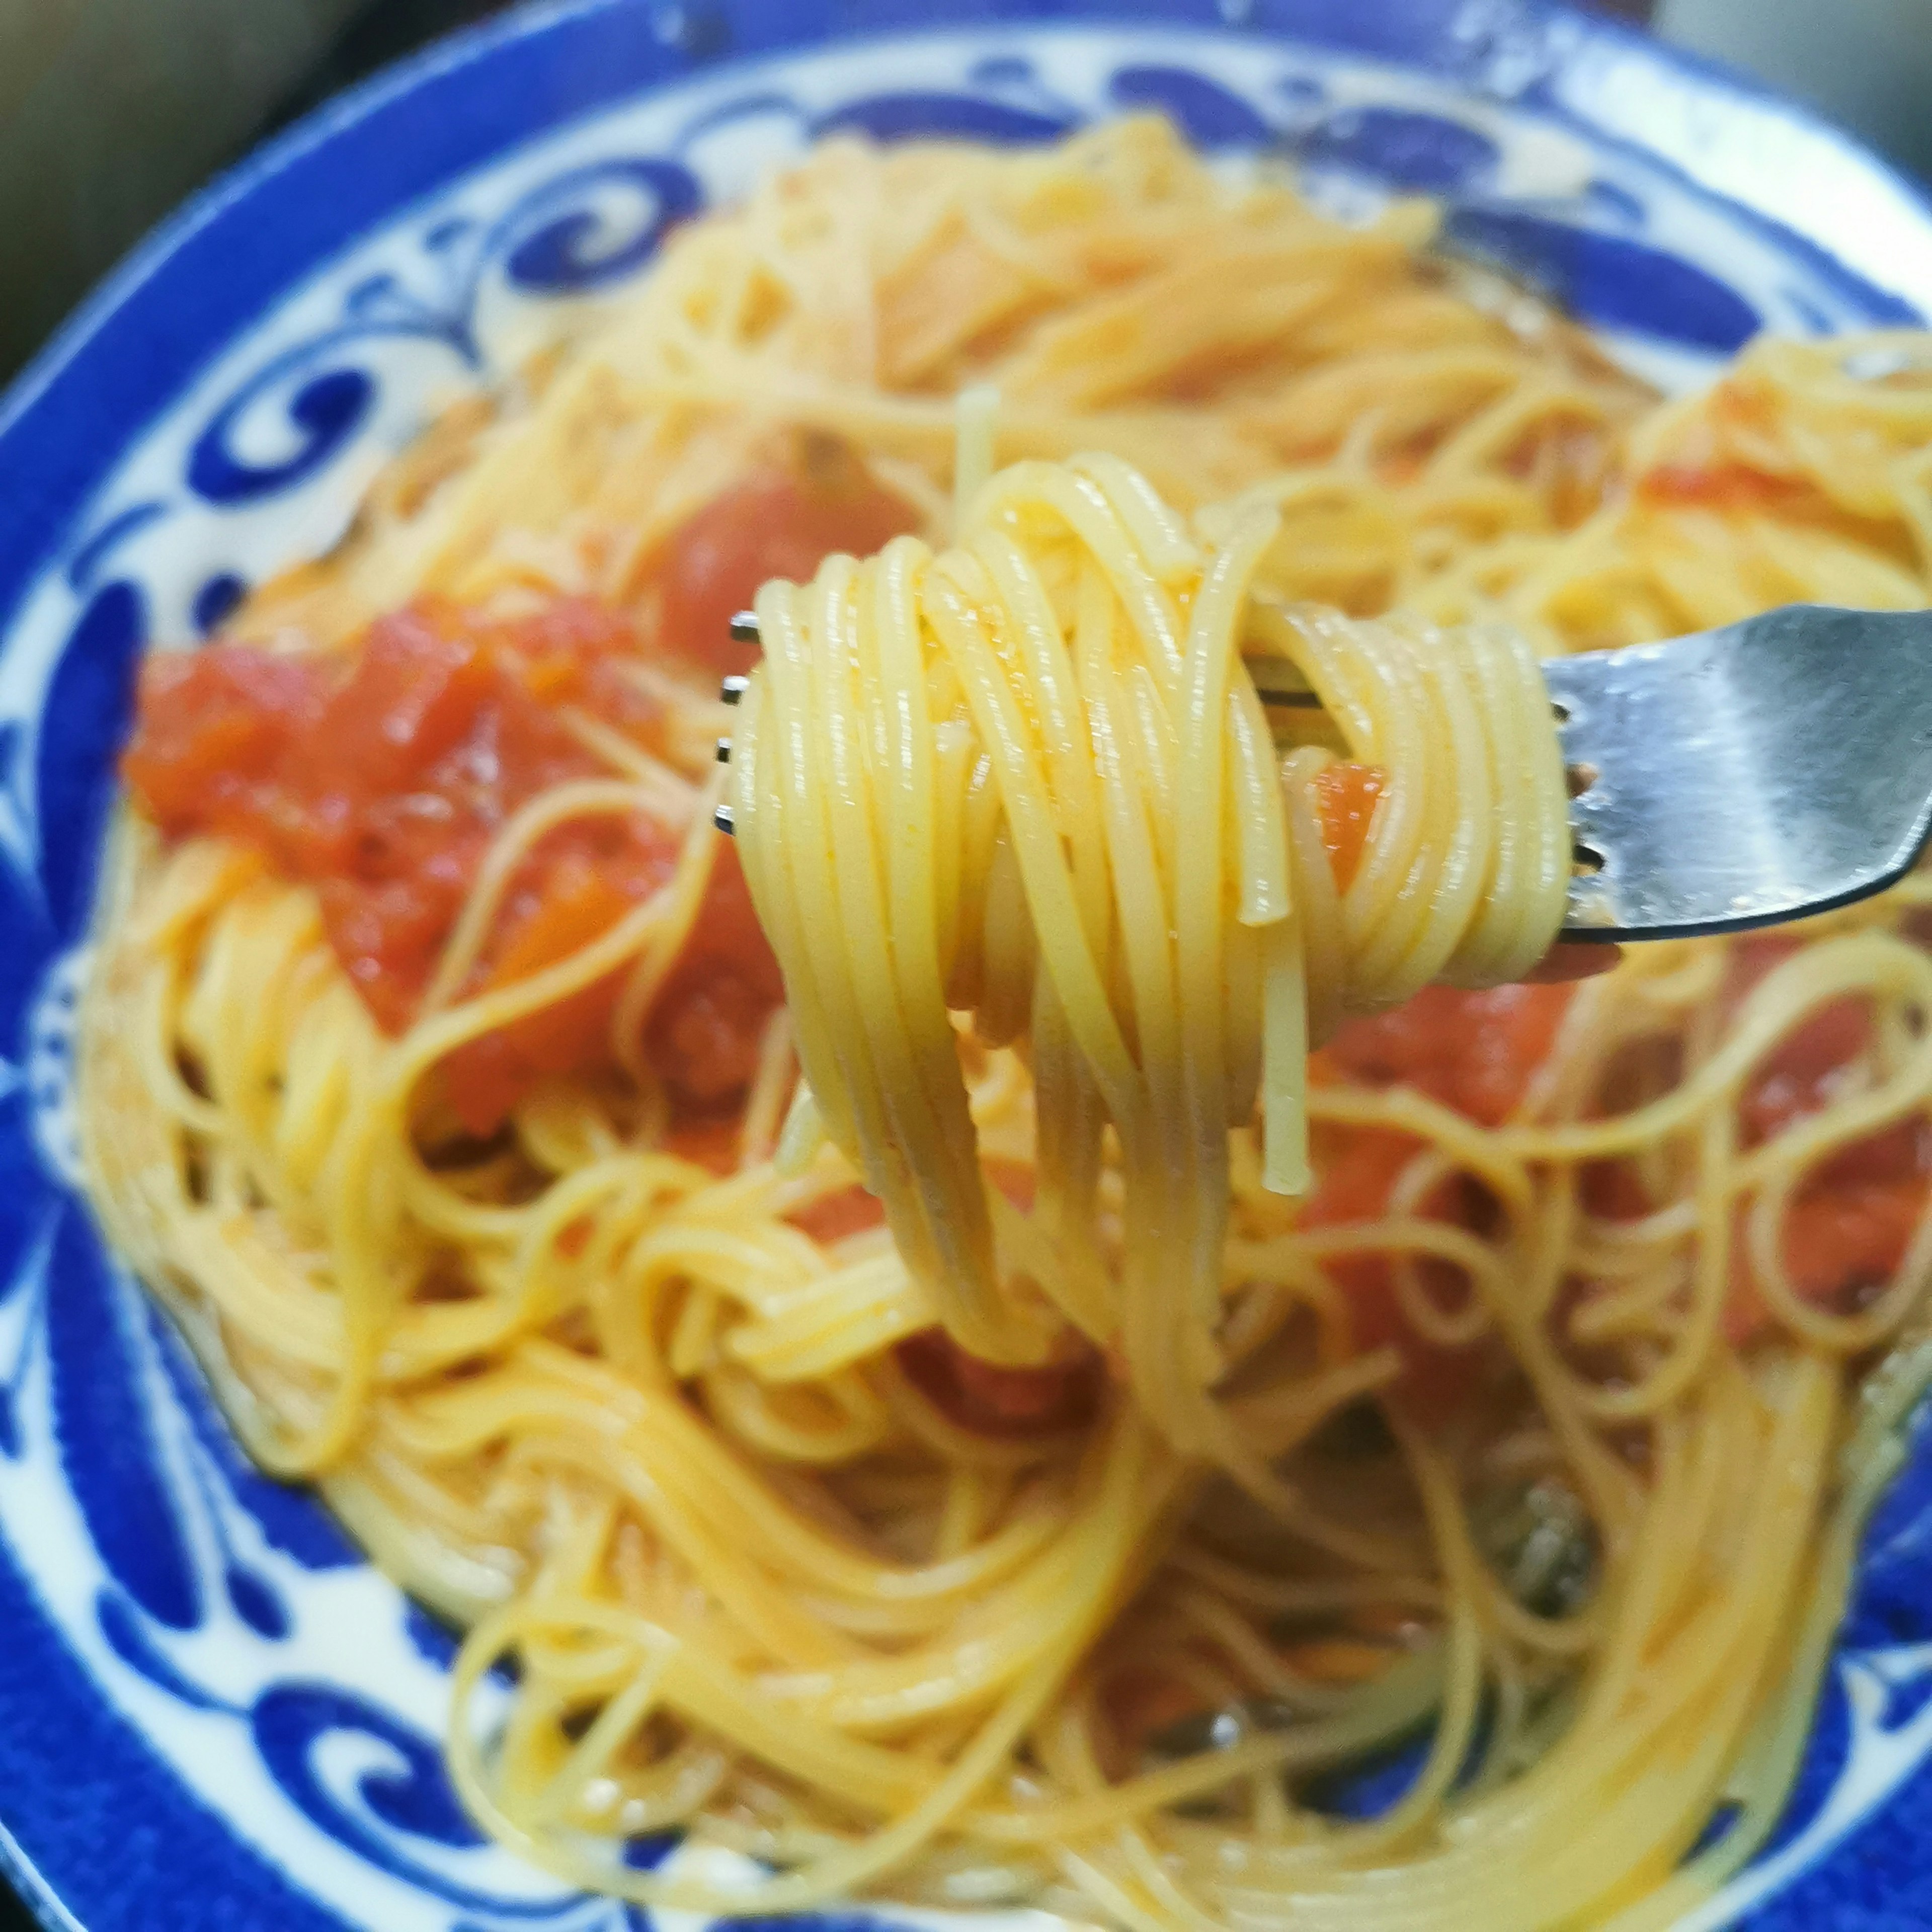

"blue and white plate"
[4,2,1932,1926]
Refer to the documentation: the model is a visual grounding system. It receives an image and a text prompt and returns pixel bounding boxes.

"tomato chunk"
[1713,937,1932,1336]
[651,444,921,675]
[1637,463,1813,514]
[1298,1128,1482,1429]
[438,858,645,1135]
[1315,984,1570,1129]
[789,1187,889,1246]
[1726,1177,1928,1343]
[1312,762,1385,892]
[896,1329,1101,1438]
[123,598,786,1134]
[1302,979,1568,1420]
[122,651,328,833]
[1782,1184,1925,1300]
[646,842,785,1111]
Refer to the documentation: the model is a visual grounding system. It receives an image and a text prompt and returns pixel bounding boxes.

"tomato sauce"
[1314,984,1571,1131]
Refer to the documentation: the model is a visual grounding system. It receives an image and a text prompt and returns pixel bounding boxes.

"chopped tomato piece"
[896,1328,1102,1438]
[1726,933,1880,1150]
[650,442,921,675]
[646,843,785,1111]
[1637,463,1813,514]
[125,597,665,1024]
[1813,1119,1932,1193]
[1580,1160,1653,1222]
[1315,984,1570,1129]
[1782,1184,1925,1299]
[306,610,498,802]
[665,1117,743,1177]
[439,858,641,1135]
[1727,1177,1928,1343]
[1711,935,1931,1338]
[1298,1127,1480,1429]
[122,650,327,831]
[1742,994,1871,1146]
[1312,762,1385,892]
[984,1157,1037,1213]
[1304,983,1569,1422]
[123,597,791,1133]
[788,1187,888,1246]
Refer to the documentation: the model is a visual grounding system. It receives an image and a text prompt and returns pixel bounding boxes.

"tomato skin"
[896,1328,1102,1438]
[652,454,921,675]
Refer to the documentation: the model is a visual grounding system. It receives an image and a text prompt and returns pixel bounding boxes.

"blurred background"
[2,0,1931,382]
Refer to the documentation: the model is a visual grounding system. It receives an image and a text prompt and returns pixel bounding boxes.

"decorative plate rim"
[7,5,1932,1931]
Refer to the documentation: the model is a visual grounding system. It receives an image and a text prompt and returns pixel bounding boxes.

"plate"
[3,3,1932,1927]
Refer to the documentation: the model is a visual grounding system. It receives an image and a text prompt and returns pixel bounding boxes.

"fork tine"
[1542,607,1932,940]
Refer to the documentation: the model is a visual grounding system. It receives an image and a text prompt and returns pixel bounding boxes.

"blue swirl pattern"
[0,16,1928,1932]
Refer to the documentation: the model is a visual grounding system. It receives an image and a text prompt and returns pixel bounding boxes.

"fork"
[713,604,1932,944]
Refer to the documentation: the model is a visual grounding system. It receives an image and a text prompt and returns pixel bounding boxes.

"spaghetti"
[731,456,1570,1471]
[73,117,1932,1929]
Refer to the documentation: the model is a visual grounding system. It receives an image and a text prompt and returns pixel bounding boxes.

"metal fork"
[713,604,1932,943]
[1542,605,1932,940]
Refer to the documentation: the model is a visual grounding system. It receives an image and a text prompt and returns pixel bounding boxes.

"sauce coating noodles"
[75,119,1932,1928]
